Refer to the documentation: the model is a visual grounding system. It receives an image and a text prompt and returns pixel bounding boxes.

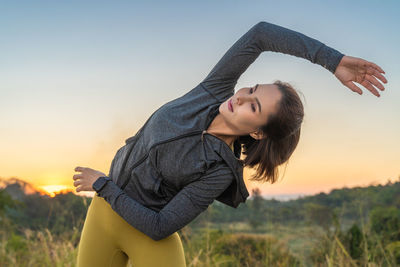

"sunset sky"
[1,1,399,199]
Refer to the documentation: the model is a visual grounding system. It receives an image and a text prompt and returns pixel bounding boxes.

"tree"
[370,206,400,243]
[248,187,265,230]
[346,223,364,259]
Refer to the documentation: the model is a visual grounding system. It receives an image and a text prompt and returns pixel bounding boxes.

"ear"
[249,129,264,140]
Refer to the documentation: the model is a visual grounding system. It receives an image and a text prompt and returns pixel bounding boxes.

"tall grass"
[179,222,301,267]
[307,204,399,267]
[0,215,398,266]
[0,223,80,266]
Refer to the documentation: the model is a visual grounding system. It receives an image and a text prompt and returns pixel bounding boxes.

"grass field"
[4,217,397,267]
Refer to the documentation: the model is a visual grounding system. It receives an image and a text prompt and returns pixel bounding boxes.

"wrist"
[92,176,112,193]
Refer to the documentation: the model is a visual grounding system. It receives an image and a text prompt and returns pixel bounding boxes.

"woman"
[73,21,387,266]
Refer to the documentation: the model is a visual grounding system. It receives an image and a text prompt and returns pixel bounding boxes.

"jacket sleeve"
[201,21,345,101]
[95,164,234,241]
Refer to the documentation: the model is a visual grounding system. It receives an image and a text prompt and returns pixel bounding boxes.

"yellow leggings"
[77,194,186,267]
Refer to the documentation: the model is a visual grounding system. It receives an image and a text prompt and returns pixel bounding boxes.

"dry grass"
[0,219,398,266]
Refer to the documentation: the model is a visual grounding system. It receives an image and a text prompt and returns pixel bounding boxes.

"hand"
[334,55,387,97]
[72,166,107,192]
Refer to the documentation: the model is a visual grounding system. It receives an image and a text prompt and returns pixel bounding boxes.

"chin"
[219,101,229,115]
[218,101,224,113]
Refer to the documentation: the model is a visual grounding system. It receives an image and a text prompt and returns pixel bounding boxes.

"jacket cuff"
[96,177,124,207]
[318,45,345,74]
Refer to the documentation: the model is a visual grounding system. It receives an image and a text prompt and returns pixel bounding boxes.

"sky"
[1,0,399,199]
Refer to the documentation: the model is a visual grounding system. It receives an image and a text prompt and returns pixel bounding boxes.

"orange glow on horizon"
[38,185,74,197]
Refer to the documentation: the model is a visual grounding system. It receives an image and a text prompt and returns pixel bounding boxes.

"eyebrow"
[254,84,262,113]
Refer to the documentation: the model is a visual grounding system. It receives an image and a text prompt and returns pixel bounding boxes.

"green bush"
[370,206,400,243]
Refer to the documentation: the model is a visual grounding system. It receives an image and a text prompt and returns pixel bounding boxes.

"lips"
[228,99,233,112]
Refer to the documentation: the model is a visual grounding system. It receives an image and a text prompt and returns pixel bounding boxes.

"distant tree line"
[1,178,399,240]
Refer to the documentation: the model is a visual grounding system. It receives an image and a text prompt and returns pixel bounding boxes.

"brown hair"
[237,80,305,184]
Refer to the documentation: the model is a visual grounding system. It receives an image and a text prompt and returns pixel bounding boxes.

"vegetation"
[0,177,399,266]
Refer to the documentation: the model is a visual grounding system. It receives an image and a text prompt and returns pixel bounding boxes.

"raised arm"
[95,164,234,241]
[201,21,345,100]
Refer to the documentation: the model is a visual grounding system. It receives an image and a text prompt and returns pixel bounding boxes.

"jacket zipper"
[120,129,205,190]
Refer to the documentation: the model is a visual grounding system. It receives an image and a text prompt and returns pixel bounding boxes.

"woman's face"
[219,83,283,138]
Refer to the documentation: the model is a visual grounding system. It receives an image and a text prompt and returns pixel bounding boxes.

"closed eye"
[249,87,256,112]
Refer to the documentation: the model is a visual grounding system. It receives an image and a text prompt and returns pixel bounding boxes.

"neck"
[206,113,238,147]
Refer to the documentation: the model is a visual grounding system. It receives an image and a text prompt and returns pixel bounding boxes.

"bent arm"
[96,164,234,241]
[201,21,345,100]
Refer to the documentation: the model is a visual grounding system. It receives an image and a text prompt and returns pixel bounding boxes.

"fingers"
[366,67,387,86]
[368,61,385,74]
[365,74,385,91]
[366,61,387,86]
[360,79,380,97]
[75,166,85,172]
[373,70,387,85]
[72,174,82,190]
[358,61,387,97]
[73,166,88,192]
[72,174,82,180]
[75,184,90,192]
[345,81,363,95]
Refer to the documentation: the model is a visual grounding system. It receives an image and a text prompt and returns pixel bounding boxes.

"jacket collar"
[203,104,250,208]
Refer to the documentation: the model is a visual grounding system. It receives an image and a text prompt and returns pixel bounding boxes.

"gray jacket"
[96,21,345,241]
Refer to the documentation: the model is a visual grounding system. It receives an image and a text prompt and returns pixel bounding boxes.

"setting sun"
[39,185,72,197]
